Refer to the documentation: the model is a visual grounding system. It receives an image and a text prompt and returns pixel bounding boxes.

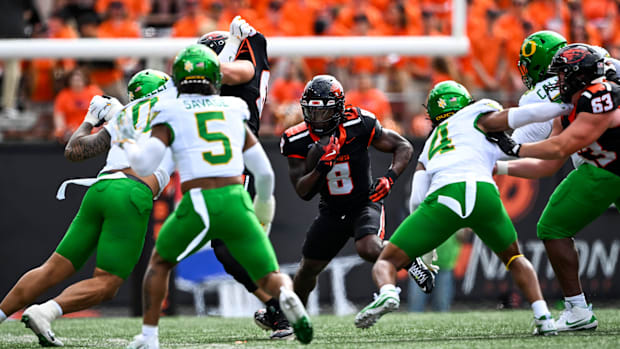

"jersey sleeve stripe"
[289,130,310,142]
[287,154,306,159]
[343,118,361,127]
[367,126,376,147]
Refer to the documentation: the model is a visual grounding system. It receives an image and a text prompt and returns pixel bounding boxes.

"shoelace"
[409,262,429,283]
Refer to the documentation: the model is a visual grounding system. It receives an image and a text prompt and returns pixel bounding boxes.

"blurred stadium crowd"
[0,0,618,142]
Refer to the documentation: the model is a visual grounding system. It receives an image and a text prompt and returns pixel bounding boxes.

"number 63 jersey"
[150,94,250,183]
[561,81,620,176]
[419,99,504,196]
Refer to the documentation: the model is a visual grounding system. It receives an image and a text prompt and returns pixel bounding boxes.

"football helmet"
[300,75,345,136]
[518,31,567,89]
[172,44,222,95]
[197,31,229,55]
[127,69,171,102]
[548,43,606,103]
[425,80,473,126]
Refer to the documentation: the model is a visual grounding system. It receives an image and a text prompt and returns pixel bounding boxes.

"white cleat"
[127,334,159,349]
[532,314,558,336]
[21,305,64,347]
[555,302,598,332]
[278,287,313,344]
[355,290,400,329]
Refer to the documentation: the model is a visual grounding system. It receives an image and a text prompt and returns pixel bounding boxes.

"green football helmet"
[172,44,221,94]
[518,30,567,89]
[127,69,171,102]
[426,80,473,126]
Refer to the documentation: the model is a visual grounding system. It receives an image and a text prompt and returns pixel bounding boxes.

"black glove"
[486,131,521,157]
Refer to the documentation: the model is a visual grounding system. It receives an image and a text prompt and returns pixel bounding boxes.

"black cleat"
[408,257,436,294]
[254,307,294,340]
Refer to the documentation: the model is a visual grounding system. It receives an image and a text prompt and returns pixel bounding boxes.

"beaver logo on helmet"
[300,75,346,136]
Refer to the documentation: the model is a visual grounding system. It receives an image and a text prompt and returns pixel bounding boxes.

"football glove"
[369,170,398,202]
[253,195,275,235]
[229,15,256,40]
[86,95,123,127]
[315,135,341,175]
[486,131,521,157]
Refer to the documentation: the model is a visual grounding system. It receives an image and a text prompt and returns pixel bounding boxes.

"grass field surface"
[1,309,619,348]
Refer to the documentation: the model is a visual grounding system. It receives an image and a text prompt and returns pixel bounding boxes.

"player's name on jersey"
[183,97,232,110]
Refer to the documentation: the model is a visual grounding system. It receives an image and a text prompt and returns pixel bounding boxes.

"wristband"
[385,169,399,183]
[496,161,509,175]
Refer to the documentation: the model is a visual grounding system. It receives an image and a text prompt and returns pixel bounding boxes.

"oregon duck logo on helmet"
[426,80,473,126]
[172,44,222,95]
[127,69,171,102]
[518,31,567,89]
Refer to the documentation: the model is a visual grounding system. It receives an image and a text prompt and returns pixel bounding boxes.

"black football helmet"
[300,75,345,136]
[197,31,229,55]
[548,43,606,102]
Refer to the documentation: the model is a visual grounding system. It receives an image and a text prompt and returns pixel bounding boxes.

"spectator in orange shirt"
[346,73,401,133]
[468,7,506,96]
[53,69,104,143]
[94,1,141,102]
[95,0,150,20]
[269,59,306,135]
[280,0,321,36]
[216,0,258,31]
[567,1,603,47]
[254,1,296,37]
[172,0,216,37]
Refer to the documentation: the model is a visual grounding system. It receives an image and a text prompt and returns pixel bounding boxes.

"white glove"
[253,195,275,235]
[111,108,139,147]
[86,95,123,126]
[229,15,256,40]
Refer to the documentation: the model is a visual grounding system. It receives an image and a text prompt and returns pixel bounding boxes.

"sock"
[0,309,7,323]
[531,300,551,319]
[265,298,280,313]
[565,293,587,308]
[380,284,397,295]
[42,300,63,319]
[142,325,158,338]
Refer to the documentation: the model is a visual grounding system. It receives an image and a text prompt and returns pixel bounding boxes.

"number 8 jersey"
[419,99,504,196]
[150,94,250,183]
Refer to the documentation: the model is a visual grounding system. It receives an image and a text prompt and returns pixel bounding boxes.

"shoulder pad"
[284,122,309,139]
[476,99,503,111]
[581,82,612,99]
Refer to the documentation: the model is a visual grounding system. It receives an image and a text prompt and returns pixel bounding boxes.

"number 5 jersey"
[150,94,250,183]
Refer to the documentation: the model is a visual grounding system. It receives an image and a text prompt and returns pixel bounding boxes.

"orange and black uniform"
[280,107,386,260]
[561,81,620,176]
[221,33,270,135]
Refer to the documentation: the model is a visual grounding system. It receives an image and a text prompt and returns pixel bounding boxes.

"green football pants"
[155,184,279,282]
[391,181,517,259]
[538,164,620,240]
[56,178,153,278]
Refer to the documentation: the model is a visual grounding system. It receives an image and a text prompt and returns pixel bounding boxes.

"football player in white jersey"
[0,70,175,347]
[355,80,570,335]
[122,45,313,348]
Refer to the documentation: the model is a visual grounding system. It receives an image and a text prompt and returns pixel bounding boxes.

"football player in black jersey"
[490,43,620,331]
[280,75,415,305]
[199,19,293,339]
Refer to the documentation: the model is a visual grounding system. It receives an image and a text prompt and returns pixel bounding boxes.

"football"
[306,135,330,170]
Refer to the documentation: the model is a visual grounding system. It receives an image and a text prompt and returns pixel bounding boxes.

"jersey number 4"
[195,111,233,165]
[428,123,455,160]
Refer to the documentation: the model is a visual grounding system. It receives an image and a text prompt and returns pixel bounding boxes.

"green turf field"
[1,309,619,348]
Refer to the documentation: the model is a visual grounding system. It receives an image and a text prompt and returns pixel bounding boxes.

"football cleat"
[555,302,598,332]
[278,287,313,344]
[408,257,436,294]
[253,308,294,340]
[355,289,400,329]
[127,334,159,349]
[532,314,558,336]
[22,305,64,347]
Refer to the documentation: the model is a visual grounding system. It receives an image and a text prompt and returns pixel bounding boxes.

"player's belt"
[55,171,148,200]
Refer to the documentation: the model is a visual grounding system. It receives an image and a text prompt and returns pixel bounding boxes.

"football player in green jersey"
[0,70,174,347]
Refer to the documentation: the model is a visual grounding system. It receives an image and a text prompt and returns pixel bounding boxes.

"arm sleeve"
[243,142,275,201]
[124,137,167,177]
[507,102,572,129]
[409,170,430,213]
